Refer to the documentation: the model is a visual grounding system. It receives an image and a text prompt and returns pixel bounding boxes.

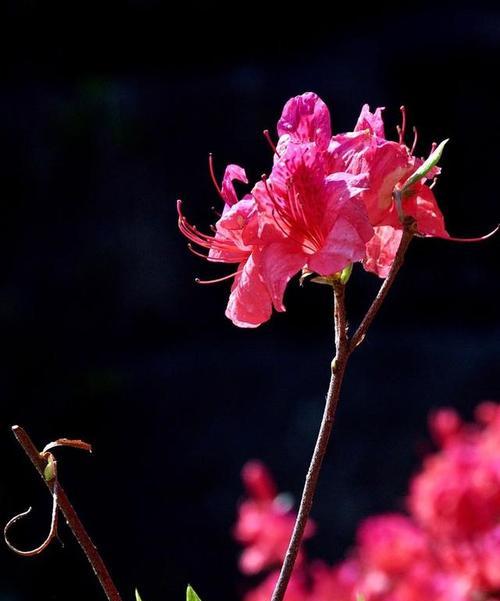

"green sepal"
[187,585,202,601]
[402,138,449,191]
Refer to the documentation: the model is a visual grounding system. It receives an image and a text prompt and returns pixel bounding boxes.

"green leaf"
[402,138,449,191]
[135,589,143,601]
[186,585,202,601]
[339,263,353,285]
[43,457,56,482]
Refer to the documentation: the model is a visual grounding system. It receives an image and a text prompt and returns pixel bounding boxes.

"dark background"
[0,2,499,600]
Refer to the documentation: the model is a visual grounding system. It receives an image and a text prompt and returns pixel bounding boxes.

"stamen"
[435,224,499,243]
[187,244,209,259]
[410,126,418,155]
[263,130,280,156]
[261,176,317,254]
[195,269,243,285]
[208,154,226,202]
[177,200,247,261]
[399,106,407,145]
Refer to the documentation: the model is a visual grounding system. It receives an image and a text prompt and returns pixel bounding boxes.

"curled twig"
[4,481,59,557]
[6,426,123,601]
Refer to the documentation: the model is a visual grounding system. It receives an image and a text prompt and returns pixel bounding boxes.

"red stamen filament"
[187,243,210,260]
[437,224,500,243]
[208,154,226,203]
[410,126,418,155]
[399,106,407,145]
[261,176,318,254]
[263,130,280,157]
[195,269,243,285]
[177,200,247,263]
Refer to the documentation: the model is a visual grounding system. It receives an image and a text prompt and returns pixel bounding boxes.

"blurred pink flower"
[237,403,500,601]
[409,404,500,539]
[234,461,315,575]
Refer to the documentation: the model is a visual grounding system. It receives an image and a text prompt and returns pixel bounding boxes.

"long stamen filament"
[195,269,243,285]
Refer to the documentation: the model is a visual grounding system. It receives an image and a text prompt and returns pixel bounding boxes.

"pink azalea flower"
[238,404,500,601]
[234,461,314,575]
[409,405,500,540]
[177,162,275,328]
[335,104,497,277]
[277,92,332,150]
[270,94,455,280]
[356,514,428,575]
[252,141,373,310]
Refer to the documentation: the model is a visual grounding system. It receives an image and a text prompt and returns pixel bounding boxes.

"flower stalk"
[270,223,414,601]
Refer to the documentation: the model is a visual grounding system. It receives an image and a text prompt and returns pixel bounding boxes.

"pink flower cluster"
[234,403,500,601]
[178,92,457,328]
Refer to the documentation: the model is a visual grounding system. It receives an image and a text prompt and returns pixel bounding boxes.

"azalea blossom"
[177,162,275,328]
[178,92,496,326]
[234,461,315,575]
[252,141,373,311]
[178,94,375,327]
[237,403,500,601]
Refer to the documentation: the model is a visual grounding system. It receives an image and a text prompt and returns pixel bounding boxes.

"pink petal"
[260,241,306,312]
[277,92,332,149]
[221,164,248,206]
[225,253,273,328]
[327,130,372,172]
[355,104,386,138]
[363,225,403,278]
[307,215,370,276]
[405,184,448,238]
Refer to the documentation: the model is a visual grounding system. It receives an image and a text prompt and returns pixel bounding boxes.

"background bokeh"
[0,2,499,600]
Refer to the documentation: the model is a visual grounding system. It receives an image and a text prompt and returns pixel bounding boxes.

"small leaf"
[43,438,93,454]
[339,263,353,285]
[135,589,143,601]
[43,456,56,482]
[402,138,449,191]
[187,585,202,601]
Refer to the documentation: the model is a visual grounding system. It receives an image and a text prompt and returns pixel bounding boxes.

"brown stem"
[9,425,123,601]
[270,225,414,601]
[350,222,415,352]
[270,283,349,601]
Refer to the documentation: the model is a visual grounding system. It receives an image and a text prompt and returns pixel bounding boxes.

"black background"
[0,2,499,601]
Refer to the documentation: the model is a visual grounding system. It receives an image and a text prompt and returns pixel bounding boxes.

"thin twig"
[270,283,350,601]
[350,221,415,352]
[8,425,123,601]
[270,225,415,601]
